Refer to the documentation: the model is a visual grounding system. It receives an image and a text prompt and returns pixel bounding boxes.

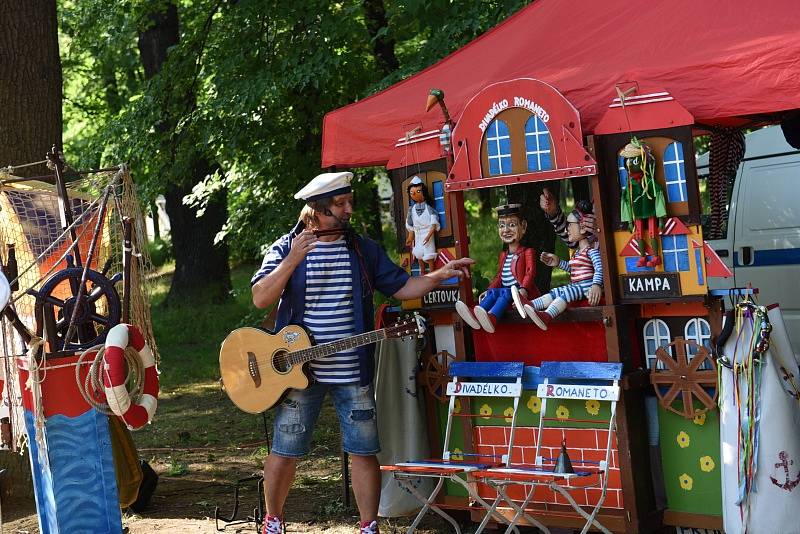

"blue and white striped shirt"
[303,239,359,383]
[501,253,517,287]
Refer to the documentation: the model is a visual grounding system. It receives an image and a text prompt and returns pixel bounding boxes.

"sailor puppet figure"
[455,203,539,333]
[405,176,440,274]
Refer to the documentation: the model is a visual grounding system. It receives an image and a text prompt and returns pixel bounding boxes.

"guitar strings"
[250,324,417,370]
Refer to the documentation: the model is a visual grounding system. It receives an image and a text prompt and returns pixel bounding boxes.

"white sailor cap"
[409,175,424,186]
[294,171,353,202]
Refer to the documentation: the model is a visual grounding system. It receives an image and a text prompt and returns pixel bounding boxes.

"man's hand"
[587,284,602,306]
[539,252,559,267]
[539,187,558,218]
[433,258,474,281]
[287,230,317,265]
[392,258,475,301]
[405,230,415,247]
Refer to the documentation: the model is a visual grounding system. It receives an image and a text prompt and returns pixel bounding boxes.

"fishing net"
[0,166,158,452]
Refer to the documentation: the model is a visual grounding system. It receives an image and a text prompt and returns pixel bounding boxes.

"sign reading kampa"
[621,273,681,300]
[537,383,620,401]
[446,381,522,397]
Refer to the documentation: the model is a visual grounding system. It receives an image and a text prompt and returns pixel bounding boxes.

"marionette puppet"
[517,200,603,330]
[455,204,539,333]
[620,137,667,267]
[405,176,440,274]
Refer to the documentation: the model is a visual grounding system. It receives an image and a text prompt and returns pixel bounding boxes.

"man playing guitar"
[251,171,473,534]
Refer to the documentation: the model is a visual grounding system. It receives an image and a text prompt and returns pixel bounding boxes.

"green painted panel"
[657,403,722,516]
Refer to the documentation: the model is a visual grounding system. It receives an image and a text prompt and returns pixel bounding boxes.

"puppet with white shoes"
[515,199,603,330]
[455,204,539,333]
[405,176,441,274]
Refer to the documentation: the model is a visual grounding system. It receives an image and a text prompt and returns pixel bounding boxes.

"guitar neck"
[291,329,389,366]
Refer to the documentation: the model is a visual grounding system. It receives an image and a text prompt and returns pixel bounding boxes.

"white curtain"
[720,306,800,534]
[375,336,433,517]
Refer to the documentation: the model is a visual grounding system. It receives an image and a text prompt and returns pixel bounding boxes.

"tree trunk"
[0,0,62,175]
[0,0,62,498]
[137,2,231,302]
[362,0,399,74]
[164,164,232,302]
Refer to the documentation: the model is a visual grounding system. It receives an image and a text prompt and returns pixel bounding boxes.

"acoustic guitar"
[219,315,425,413]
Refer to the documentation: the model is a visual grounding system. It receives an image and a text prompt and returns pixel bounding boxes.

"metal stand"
[214,412,271,531]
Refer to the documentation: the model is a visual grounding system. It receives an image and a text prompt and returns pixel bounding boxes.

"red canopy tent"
[322,0,800,169]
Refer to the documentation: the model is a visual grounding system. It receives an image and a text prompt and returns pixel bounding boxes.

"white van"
[697,125,800,352]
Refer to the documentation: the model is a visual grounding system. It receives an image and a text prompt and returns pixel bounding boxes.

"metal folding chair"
[381,361,526,534]
[472,361,622,534]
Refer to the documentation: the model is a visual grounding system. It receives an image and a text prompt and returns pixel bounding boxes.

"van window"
[742,161,800,231]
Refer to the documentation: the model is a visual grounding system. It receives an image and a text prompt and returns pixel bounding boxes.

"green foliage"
[145,238,173,267]
[149,263,259,388]
[59,0,531,260]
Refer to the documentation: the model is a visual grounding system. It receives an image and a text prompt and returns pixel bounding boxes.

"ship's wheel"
[30,264,122,351]
[419,350,455,403]
[650,338,718,419]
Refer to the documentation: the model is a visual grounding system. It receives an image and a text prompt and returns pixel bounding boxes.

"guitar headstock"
[385,312,426,340]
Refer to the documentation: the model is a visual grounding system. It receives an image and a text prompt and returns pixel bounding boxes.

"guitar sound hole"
[272,350,292,373]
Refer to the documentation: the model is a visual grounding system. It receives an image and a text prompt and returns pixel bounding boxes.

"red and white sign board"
[447,78,596,191]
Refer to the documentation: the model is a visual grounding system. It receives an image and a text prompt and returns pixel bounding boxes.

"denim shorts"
[271,381,380,457]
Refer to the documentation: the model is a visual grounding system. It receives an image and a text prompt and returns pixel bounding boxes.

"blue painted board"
[448,361,524,378]
[522,366,542,390]
[540,361,623,380]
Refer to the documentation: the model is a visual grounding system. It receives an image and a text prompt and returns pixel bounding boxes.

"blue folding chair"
[381,361,526,534]
[472,361,623,534]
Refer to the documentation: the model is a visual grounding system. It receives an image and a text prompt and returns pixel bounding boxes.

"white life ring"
[103,323,158,429]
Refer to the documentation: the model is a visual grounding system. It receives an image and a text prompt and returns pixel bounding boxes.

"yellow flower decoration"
[693,410,706,426]
[555,405,570,421]
[527,395,541,414]
[453,398,462,414]
[679,473,693,491]
[676,431,691,449]
[700,455,716,472]
[451,448,464,461]
[503,406,514,423]
[585,399,600,416]
[479,404,493,419]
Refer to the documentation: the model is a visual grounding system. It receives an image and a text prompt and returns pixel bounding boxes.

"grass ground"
[6,211,569,532]
[4,263,458,533]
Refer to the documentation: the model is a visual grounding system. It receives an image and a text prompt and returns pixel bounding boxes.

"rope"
[75,344,145,416]
[0,159,49,175]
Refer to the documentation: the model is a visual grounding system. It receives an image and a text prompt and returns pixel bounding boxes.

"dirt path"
[2,383,454,533]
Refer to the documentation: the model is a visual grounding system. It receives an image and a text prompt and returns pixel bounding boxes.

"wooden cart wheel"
[650,338,717,419]
[419,350,454,403]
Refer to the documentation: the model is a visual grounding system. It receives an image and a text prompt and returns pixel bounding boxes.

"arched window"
[663,141,688,202]
[486,119,512,175]
[524,116,552,171]
[685,318,712,368]
[643,319,671,370]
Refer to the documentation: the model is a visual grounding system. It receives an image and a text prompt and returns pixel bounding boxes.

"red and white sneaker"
[473,306,498,333]
[359,520,379,534]
[263,515,284,534]
[527,309,552,331]
[511,286,530,318]
[455,300,481,330]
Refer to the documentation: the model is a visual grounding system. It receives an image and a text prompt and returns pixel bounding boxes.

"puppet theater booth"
[0,153,159,534]
[322,1,800,533]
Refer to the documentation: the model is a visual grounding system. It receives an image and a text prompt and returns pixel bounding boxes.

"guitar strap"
[350,234,375,295]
